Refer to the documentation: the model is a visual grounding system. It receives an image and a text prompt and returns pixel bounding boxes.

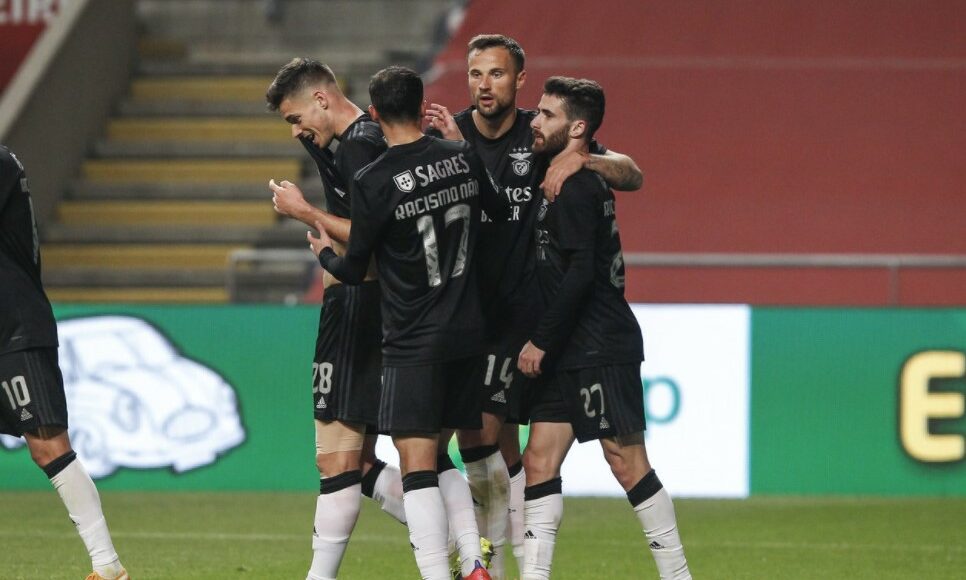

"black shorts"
[0,348,69,437]
[524,363,645,443]
[379,356,484,434]
[478,336,527,424]
[313,281,382,429]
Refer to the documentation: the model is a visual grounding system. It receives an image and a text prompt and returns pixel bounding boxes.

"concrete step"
[57,200,276,226]
[41,244,246,269]
[43,267,225,287]
[67,181,300,201]
[44,223,307,245]
[130,76,274,102]
[43,264,312,290]
[46,287,229,304]
[106,117,290,142]
[117,99,270,117]
[81,158,302,183]
[93,140,298,159]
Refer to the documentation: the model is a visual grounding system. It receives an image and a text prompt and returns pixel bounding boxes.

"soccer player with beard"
[516,78,691,580]
[265,58,407,580]
[424,34,643,577]
[310,66,507,580]
[0,145,128,580]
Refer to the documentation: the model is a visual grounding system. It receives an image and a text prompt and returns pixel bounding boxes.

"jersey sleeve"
[336,134,384,178]
[530,178,599,353]
[530,246,594,354]
[318,171,392,284]
[0,149,25,211]
[298,135,332,175]
[553,178,598,251]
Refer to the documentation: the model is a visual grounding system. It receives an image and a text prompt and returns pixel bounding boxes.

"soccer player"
[516,78,691,580]
[424,34,644,576]
[265,58,406,580]
[0,145,129,580]
[309,65,504,580]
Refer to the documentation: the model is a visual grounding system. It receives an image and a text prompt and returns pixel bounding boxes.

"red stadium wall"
[424,0,966,305]
[0,1,65,91]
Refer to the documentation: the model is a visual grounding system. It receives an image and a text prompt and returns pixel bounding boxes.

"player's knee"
[604,452,644,490]
[316,452,358,477]
[24,428,71,468]
[522,448,558,484]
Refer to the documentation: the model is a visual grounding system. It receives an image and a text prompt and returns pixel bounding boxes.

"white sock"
[48,455,122,576]
[438,465,483,576]
[463,447,509,580]
[631,474,691,580]
[403,478,451,580]
[309,472,362,580]
[364,461,407,524]
[522,480,563,580]
[507,462,526,561]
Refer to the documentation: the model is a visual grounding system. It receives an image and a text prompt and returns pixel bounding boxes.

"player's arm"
[541,147,643,201]
[269,178,352,243]
[519,186,597,378]
[313,174,387,284]
[0,149,22,208]
[519,246,593,378]
[424,103,464,140]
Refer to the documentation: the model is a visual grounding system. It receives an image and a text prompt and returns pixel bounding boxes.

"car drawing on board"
[0,315,246,479]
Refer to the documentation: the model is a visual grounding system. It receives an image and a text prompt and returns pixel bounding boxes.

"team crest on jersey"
[509,147,532,176]
[394,170,416,192]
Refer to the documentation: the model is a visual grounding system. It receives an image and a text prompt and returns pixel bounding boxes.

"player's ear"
[314,89,329,109]
[515,69,527,90]
[368,104,379,122]
[569,119,587,140]
[420,100,428,118]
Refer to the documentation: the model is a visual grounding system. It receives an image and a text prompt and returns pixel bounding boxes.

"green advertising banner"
[1,305,321,491]
[4,305,964,496]
[751,308,966,495]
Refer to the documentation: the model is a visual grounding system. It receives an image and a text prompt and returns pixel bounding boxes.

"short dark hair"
[467,34,525,73]
[368,66,423,124]
[543,76,605,140]
[266,57,337,111]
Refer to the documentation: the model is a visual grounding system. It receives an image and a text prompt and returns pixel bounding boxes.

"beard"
[474,92,513,120]
[532,126,568,157]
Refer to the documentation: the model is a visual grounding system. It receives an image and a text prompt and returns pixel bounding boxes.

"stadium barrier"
[0,304,963,496]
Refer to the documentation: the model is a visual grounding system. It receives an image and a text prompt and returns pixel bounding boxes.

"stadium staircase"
[41,0,460,304]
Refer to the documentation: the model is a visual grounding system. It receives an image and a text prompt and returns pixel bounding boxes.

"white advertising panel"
[377,305,751,498]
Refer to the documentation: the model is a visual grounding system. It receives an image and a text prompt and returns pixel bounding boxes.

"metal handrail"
[226,248,318,302]
[623,253,966,268]
[622,252,966,305]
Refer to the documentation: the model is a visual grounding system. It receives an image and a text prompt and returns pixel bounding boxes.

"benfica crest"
[509,148,532,176]
[393,170,416,192]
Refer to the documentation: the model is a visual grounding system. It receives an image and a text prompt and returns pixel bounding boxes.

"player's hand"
[307,220,333,257]
[424,103,464,140]
[541,150,590,202]
[518,340,546,378]
[270,178,311,221]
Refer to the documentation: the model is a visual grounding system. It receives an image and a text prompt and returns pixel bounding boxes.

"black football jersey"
[430,108,608,336]
[300,113,386,219]
[532,169,643,370]
[319,136,506,365]
[0,146,58,355]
